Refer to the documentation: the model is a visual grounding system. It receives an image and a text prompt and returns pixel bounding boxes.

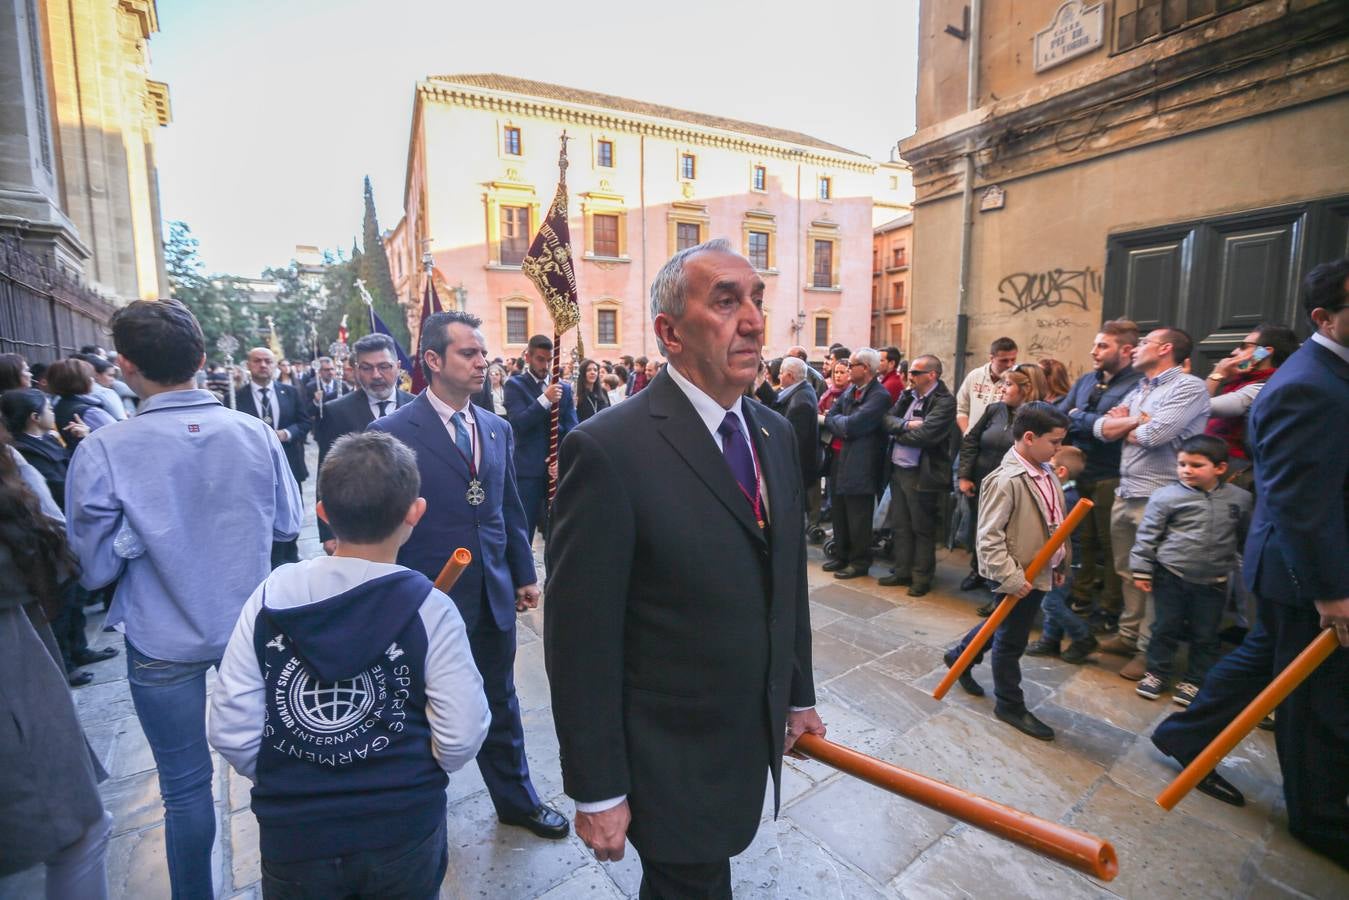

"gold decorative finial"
[559,131,570,181]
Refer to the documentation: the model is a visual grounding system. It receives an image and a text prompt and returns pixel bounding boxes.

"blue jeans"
[125,641,219,900]
[953,589,1044,713]
[1145,566,1226,684]
[1040,574,1089,642]
[260,816,447,899]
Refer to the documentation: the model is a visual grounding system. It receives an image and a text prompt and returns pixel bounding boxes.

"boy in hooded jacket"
[208,431,490,897]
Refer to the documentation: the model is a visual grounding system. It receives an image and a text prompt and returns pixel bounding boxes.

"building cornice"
[900,0,1349,203]
[145,80,171,126]
[118,0,159,39]
[417,81,877,174]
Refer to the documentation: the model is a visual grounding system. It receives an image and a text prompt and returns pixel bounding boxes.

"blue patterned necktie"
[450,411,473,461]
[718,411,758,521]
[259,387,273,427]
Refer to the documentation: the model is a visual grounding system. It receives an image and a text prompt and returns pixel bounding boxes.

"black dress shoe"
[834,566,867,580]
[960,572,984,592]
[975,601,997,617]
[67,670,94,687]
[995,707,1055,741]
[877,572,911,587]
[73,646,118,666]
[943,652,984,696]
[821,559,847,572]
[907,584,930,598]
[1153,745,1247,807]
[499,804,570,839]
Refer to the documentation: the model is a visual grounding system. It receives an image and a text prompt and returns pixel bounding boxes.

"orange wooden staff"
[933,497,1095,701]
[1155,627,1339,810]
[433,548,473,593]
[794,733,1118,880]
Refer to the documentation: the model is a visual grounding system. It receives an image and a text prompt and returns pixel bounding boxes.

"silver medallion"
[466,479,486,506]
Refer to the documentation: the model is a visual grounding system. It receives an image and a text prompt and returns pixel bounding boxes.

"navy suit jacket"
[232,381,311,485]
[1244,339,1349,609]
[503,371,578,478]
[369,392,536,631]
[824,378,891,495]
[314,388,415,542]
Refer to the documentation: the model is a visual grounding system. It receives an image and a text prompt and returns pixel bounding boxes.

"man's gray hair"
[852,347,880,375]
[916,354,943,376]
[317,356,333,366]
[650,238,736,355]
[780,356,807,381]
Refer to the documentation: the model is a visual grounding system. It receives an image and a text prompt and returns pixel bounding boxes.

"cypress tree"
[358,176,410,347]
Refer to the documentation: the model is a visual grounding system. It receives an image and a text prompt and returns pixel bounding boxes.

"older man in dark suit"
[822,347,891,580]
[233,346,309,567]
[369,311,568,841]
[313,332,414,553]
[1152,259,1349,866]
[546,239,823,898]
[772,355,819,495]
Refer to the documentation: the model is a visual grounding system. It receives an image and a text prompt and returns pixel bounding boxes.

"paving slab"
[515,637,552,713]
[1026,701,1139,770]
[809,583,903,620]
[820,610,919,657]
[1246,819,1349,898]
[104,823,172,900]
[824,662,944,736]
[869,603,977,649]
[809,630,881,683]
[228,809,260,892]
[1050,664,1172,734]
[441,790,591,898]
[533,863,626,899]
[101,770,166,837]
[732,818,893,899]
[869,641,946,682]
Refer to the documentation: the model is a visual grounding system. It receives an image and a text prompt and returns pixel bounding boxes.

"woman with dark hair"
[0,428,113,896]
[1204,323,1299,462]
[45,359,114,456]
[2,388,68,510]
[958,363,1048,609]
[575,358,611,422]
[0,352,31,391]
[1037,358,1072,404]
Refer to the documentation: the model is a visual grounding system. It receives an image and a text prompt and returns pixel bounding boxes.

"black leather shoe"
[960,572,984,591]
[821,559,847,572]
[67,670,94,687]
[499,804,570,839]
[73,646,118,666]
[1195,771,1246,807]
[907,583,930,598]
[834,566,867,580]
[943,652,984,696]
[877,572,911,587]
[975,601,997,617]
[995,707,1055,741]
[1025,638,1061,658]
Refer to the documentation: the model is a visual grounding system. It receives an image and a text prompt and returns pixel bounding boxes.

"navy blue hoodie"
[249,570,446,862]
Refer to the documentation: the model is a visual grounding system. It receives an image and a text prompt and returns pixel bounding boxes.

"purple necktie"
[718,412,757,513]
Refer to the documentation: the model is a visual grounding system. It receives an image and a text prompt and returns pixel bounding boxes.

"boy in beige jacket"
[943,402,1072,741]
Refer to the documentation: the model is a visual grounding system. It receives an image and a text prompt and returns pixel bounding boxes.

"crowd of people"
[0,244,1344,898]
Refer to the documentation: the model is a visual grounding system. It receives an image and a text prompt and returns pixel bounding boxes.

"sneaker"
[1025,638,1061,657]
[1061,635,1099,664]
[1173,682,1199,707]
[1136,673,1165,700]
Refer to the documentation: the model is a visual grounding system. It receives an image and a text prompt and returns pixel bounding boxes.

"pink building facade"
[387,75,878,363]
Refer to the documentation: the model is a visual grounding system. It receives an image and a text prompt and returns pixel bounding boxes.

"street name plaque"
[1035,1,1105,73]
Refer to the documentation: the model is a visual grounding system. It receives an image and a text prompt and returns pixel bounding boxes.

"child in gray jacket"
[1129,435,1252,706]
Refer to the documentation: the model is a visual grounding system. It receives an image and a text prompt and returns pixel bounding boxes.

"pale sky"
[153,0,919,276]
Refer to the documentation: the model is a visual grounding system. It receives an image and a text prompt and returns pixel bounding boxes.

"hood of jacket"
[261,563,432,682]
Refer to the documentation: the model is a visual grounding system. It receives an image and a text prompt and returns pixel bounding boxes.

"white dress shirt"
[425,389,481,469]
[249,380,288,441]
[368,393,397,421]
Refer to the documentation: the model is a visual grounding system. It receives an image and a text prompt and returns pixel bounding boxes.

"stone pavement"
[4,467,1346,899]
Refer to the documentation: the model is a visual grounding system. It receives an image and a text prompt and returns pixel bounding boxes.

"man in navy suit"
[504,334,578,540]
[233,346,310,567]
[313,333,414,553]
[369,311,568,840]
[1153,259,1349,866]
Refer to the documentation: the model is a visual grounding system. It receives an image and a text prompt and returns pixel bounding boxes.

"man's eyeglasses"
[908,368,931,376]
[357,363,396,375]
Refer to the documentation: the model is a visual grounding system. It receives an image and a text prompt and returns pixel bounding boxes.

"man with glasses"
[314,332,414,554]
[1093,327,1210,680]
[822,348,891,579]
[879,355,957,596]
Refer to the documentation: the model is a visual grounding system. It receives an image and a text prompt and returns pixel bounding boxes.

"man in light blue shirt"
[1092,327,1210,678]
[66,300,301,900]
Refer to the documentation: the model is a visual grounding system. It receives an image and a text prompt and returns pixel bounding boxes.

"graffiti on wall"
[997,266,1101,315]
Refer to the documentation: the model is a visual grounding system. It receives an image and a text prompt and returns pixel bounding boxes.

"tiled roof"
[875,212,913,233]
[426,73,865,157]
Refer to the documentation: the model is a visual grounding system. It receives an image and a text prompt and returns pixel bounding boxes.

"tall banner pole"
[522,132,582,509]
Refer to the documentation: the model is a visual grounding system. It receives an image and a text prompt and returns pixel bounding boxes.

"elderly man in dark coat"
[822,347,891,579]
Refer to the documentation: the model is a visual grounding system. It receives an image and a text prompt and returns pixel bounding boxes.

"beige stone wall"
[908,96,1349,379]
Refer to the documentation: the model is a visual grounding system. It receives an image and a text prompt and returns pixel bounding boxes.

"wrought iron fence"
[0,236,116,362]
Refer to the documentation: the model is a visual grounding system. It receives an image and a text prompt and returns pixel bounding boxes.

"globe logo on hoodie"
[291,670,376,735]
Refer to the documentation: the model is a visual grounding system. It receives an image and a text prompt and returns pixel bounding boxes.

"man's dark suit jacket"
[772,381,819,489]
[544,369,815,864]
[824,378,891,495]
[369,392,535,632]
[503,371,578,478]
[232,381,311,486]
[313,388,414,542]
[1244,339,1349,608]
[882,381,958,492]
